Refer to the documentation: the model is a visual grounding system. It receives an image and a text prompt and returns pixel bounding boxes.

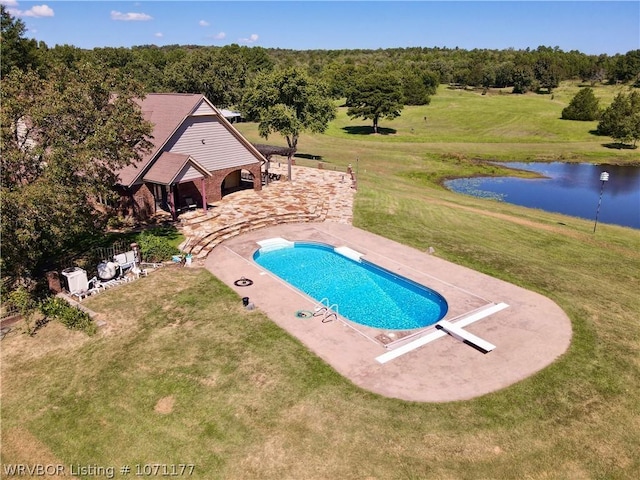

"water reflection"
[445,162,640,229]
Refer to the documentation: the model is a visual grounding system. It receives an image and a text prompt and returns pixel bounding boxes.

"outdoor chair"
[183,197,197,210]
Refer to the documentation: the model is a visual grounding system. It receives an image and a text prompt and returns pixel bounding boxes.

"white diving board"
[375,302,508,364]
[334,246,364,262]
[435,320,496,354]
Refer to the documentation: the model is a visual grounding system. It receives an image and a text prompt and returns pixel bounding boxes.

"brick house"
[115,93,265,220]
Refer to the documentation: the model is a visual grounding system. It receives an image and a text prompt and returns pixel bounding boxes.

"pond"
[445,162,640,229]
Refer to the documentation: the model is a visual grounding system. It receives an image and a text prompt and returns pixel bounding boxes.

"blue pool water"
[253,242,448,330]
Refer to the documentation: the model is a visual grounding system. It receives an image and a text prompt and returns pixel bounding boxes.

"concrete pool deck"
[204,222,572,403]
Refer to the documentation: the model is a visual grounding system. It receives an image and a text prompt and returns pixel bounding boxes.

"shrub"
[562,87,601,121]
[8,286,38,336]
[41,297,97,335]
[136,229,181,263]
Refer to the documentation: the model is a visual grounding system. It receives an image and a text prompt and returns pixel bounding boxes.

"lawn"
[2,82,639,479]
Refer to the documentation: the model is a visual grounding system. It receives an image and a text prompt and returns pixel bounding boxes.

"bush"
[8,286,38,336]
[41,297,97,335]
[562,87,601,121]
[136,229,181,263]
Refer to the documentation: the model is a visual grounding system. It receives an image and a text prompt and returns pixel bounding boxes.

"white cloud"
[24,4,53,17]
[209,31,226,40]
[199,20,210,27]
[6,3,54,18]
[239,33,259,44]
[110,10,152,22]
[155,32,164,38]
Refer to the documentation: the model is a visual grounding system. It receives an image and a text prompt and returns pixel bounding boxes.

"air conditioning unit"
[61,267,88,294]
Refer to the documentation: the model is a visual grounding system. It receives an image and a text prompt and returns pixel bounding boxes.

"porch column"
[168,185,177,220]
[201,177,207,211]
[265,155,271,186]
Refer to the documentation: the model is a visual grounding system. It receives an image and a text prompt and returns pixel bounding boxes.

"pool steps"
[181,210,326,258]
[257,237,295,253]
[375,302,508,364]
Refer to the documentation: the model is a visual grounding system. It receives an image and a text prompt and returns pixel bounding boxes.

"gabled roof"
[142,152,210,186]
[117,93,204,187]
[115,93,264,188]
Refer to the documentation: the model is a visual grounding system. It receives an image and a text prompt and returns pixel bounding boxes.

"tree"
[597,91,640,147]
[610,50,640,84]
[0,5,43,77]
[345,72,404,133]
[562,87,600,121]
[512,65,535,94]
[321,60,358,99]
[533,51,562,93]
[0,66,153,287]
[241,67,336,152]
[400,67,437,105]
[163,47,252,107]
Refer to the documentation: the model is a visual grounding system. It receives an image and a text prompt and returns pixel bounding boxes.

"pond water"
[445,162,640,229]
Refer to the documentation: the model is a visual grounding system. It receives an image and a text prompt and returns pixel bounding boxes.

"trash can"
[242,297,250,307]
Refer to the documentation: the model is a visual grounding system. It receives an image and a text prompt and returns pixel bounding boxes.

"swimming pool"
[253,242,448,330]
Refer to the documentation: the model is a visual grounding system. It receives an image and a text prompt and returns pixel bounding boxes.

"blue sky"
[4,1,639,55]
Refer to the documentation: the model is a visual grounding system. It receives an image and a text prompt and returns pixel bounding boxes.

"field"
[1,83,639,479]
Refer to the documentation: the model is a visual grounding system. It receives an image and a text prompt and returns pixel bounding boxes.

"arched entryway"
[221,169,255,198]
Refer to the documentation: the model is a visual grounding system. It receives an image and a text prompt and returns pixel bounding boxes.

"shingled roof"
[117,93,205,187]
[142,152,210,186]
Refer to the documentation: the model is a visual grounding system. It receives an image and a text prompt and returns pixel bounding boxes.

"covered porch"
[143,152,211,220]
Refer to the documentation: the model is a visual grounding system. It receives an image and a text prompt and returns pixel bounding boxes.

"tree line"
[3,6,639,107]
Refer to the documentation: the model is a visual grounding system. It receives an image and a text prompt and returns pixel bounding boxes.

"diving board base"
[435,320,496,354]
[375,302,508,364]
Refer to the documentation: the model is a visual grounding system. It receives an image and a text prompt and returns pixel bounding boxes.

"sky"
[3,1,639,56]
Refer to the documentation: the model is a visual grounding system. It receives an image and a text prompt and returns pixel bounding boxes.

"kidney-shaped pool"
[253,242,448,330]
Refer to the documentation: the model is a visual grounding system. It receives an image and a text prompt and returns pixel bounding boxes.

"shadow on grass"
[601,142,637,150]
[588,130,637,149]
[294,153,323,161]
[342,126,397,135]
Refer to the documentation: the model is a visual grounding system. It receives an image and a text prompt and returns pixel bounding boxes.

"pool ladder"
[313,298,339,323]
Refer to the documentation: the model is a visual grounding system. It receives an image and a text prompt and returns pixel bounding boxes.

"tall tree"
[345,72,404,133]
[241,66,336,151]
[610,50,640,84]
[0,5,43,77]
[512,65,535,94]
[597,91,640,147]
[534,56,562,93]
[400,67,437,105]
[0,66,153,287]
[163,47,251,107]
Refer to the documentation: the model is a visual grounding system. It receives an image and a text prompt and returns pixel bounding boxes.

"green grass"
[2,82,639,479]
[241,82,638,165]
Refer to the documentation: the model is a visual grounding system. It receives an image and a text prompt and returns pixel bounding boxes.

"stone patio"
[178,163,355,257]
